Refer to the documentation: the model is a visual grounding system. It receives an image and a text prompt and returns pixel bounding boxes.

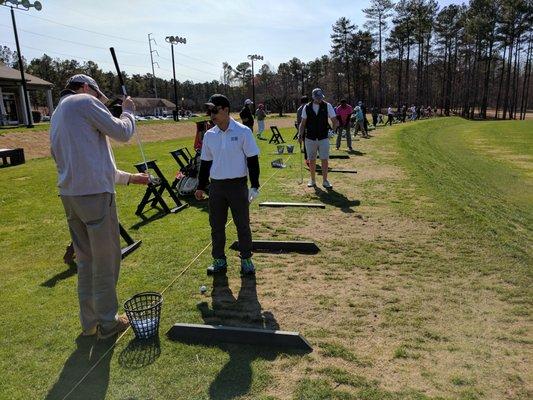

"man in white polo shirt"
[50,74,148,339]
[195,94,260,275]
[298,88,338,188]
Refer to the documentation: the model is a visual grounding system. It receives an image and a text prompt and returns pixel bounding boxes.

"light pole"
[247,54,263,112]
[165,35,186,121]
[1,0,42,128]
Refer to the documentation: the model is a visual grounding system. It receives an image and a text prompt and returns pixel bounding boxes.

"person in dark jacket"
[239,98,254,132]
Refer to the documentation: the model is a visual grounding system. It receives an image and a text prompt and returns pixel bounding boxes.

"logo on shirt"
[231,136,238,142]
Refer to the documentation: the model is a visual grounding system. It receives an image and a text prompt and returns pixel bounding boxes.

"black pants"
[372,115,378,126]
[209,177,252,260]
[387,114,394,126]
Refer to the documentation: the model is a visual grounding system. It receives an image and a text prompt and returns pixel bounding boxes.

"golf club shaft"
[110,47,127,96]
[299,141,303,184]
[109,47,150,175]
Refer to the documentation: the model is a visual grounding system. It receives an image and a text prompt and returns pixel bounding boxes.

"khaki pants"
[61,193,121,331]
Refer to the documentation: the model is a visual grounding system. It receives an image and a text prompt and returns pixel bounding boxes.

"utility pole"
[147,33,159,99]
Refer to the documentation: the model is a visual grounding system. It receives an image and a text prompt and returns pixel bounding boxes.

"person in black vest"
[298,88,338,189]
[239,98,254,132]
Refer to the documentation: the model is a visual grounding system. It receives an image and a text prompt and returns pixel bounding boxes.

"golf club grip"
[109,47,127,96]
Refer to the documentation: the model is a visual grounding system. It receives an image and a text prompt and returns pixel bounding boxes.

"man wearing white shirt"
[195,94,260,276]
[50,74,148,339]
[298,88,338,188]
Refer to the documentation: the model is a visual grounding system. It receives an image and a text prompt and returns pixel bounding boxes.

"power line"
[2,40,149,69]
[157,54,219,77]
[8,8,146,44]
[154,42,221,68]
[0,23,148,57]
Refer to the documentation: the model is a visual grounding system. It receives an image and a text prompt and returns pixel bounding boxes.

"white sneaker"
[307,179,316,187]
[322,180,332,189]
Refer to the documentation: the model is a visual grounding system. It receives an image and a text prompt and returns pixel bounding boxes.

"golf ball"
[199,285,207,294]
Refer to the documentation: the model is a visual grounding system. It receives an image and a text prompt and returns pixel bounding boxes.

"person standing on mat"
[239,98,254,132]
[50,74,149,339]
[255,103,266,139]
[298,88,338,189]
[335,99,353,151]
[195,94,260,276]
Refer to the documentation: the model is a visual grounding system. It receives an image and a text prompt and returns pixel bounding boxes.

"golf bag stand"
[170,147,193,190]
[63,223,141,264]
[134,160,188,215]
[269,126,285,144]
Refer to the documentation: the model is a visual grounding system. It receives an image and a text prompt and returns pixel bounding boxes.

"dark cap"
[205,94,230,109]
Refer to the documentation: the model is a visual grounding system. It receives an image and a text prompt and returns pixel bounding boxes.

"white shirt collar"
[214,117,236,134]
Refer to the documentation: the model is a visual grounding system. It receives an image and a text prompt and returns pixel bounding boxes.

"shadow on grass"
[183,196,209,213]
[41,263,77,288]
[130,207,168,230]
[45,334,117,400]
[313,187,360,213]
[118,337,161,369]
[347,149,365,156]
[197,274,306,400]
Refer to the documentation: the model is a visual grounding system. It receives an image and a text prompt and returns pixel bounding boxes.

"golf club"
[109,47,160,185]
[298,140,303,184]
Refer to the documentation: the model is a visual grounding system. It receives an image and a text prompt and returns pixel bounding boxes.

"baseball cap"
[244,98,253,105]
[205,94,230,109]
[312,88,324,101]
[67,74,108,102]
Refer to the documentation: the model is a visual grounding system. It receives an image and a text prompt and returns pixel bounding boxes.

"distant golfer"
[239,98,255,132]
[50,74,149,339]
[298,88,338,188]
[335,99,353,151]
[255,103,266,139]
[196,94,260,275]
[354,105,368,138]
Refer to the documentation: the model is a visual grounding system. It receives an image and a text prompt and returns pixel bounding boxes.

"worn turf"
[0,117,530,399]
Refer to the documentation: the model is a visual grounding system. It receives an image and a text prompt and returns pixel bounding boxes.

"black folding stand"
[134,160,188,215]
[269,126,285,144]
[119,224,142,258]
[169,147,193,190]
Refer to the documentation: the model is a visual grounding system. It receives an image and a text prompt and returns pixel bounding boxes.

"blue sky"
[1,0,463,83]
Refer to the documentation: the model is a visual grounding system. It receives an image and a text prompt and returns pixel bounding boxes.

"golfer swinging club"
[298,88,338,188]
[50,74,149,339]
[195,94,260,275]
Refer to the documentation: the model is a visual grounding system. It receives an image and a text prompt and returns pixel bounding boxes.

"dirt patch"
[469,138,533,176]
[0,117,296,161]
[220,128,531,399]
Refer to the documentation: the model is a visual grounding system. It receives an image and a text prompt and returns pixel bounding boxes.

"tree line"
[1,0,531,119]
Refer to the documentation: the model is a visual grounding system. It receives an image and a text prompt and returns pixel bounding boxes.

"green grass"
[0,118,531,399]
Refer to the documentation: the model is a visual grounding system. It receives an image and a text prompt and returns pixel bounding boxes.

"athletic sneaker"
[240,258,255,275]
[322,180,333,189]
[207,258,227,275]
[98,315,129,340]
[307,179,316,187]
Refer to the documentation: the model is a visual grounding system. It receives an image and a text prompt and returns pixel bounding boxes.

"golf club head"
[149,175,161,185]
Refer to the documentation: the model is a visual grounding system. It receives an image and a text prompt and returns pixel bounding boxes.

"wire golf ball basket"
[124,292,163,340]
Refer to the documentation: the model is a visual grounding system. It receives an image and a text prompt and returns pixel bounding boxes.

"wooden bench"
[0,148,25,167]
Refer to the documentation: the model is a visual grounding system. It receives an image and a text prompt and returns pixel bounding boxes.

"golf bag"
[175,151,201,196]
[173,120,213,196]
